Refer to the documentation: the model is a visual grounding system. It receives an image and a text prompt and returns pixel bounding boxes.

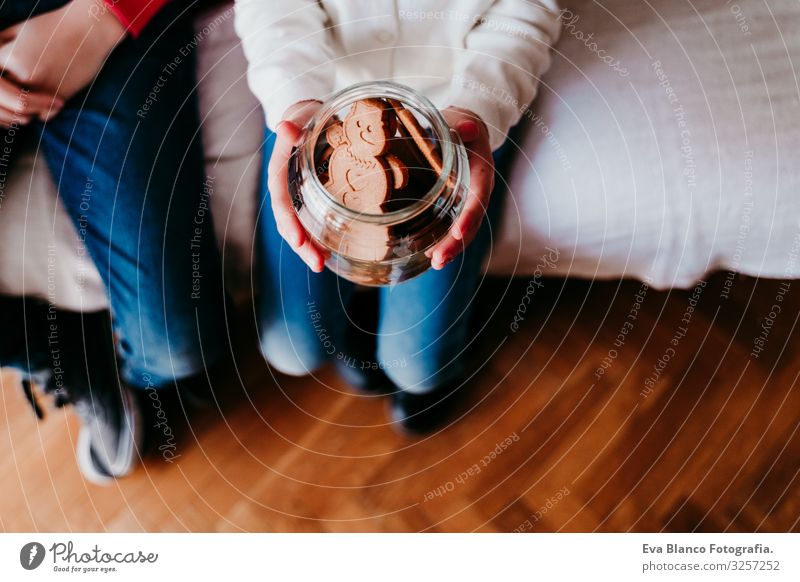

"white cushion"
[0,142,108,310]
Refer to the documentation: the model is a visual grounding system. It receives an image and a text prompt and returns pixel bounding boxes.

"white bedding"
[487,0,800,288]
[0,0,798,311]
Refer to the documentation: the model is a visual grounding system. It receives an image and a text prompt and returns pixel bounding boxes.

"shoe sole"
[76,428,114,486]
[76,387,142,485]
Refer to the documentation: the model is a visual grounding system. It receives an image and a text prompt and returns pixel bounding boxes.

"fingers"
[452,149,494,242]
[267,119,327,272]
[428,107,495,269]
[0,24,20,43]
[0,76,62,122]
[0,107,30,127]
[426,170,491,270]
[268,120,305,245]
[295,237,326,273]
[454,118,481,142]
[427,171,490,270]
[428,233,466,270]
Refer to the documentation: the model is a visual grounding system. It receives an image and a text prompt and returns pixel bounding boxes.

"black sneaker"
[8,301,143,485]
[388,380,463,435]
[73,383,142,485]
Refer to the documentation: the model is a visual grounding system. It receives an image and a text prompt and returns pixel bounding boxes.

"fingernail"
[459,120,479,141]
[459,220,473,240]
[278,120,300,140]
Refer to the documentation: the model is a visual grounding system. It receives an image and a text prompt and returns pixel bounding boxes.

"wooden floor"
[1,272,798,532]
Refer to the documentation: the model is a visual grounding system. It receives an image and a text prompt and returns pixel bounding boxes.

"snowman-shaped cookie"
[324,98,408,214]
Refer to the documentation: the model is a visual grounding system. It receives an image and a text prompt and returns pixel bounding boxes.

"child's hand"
[268,100,327,272]
[0,0,126,104]
[427,107,495,270]
[0,76,62,127]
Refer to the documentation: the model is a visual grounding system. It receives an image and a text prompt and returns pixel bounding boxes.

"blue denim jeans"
[257,129,508,394]
[1,4,226,389]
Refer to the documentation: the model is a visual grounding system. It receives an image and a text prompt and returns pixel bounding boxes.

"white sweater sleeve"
[447,0,562,150]
[234,0,335,130]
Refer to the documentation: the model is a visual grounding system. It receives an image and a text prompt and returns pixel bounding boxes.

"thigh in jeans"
[38,5,226,389]
[256,129,354,376]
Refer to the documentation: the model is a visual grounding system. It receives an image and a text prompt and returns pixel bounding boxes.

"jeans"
[0,3,226,389]
[257,129,508,394]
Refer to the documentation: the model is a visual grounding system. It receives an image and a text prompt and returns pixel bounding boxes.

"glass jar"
[288,81,469,286]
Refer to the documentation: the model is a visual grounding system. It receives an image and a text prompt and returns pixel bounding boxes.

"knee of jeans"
[377,343,461,394]
[259,324,328,377]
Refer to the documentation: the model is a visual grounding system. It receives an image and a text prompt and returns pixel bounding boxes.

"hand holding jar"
[268,82,493,285]
[266,99,327,273]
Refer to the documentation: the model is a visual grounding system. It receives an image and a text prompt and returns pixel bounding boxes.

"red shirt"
[103,0,168,38]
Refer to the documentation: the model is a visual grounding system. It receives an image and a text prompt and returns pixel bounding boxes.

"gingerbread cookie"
[386,98,444,176]
[324,98,409,214]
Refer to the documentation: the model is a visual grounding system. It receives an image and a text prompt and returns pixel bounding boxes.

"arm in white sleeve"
[234,0,335,130]
[448,0,561,150]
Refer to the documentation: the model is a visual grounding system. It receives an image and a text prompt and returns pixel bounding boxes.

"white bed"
[487,0,800,289]
[0,0,798,311]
